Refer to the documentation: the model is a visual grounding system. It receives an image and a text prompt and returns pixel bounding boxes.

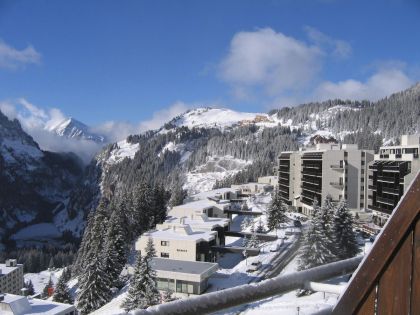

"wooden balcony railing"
[331,171,420,315]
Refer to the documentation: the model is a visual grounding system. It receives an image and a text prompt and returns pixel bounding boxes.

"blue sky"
[0,0,419,137]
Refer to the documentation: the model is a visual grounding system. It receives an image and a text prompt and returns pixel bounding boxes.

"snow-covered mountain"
[0,110,89,250]
[46,117,106,143]
[162,107,278,131]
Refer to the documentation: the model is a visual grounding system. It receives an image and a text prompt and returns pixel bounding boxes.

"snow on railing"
[132,256,362,315]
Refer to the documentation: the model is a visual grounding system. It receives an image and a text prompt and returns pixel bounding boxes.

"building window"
[161,252,169,258]
[161,241,169,246]
[362,152,365,157]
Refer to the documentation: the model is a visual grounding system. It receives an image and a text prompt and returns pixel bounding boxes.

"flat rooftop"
[151,257,218,275]
[1,294,75,315]
[172,199,219,211]
[144,228,216,242]
[0,263,22,275]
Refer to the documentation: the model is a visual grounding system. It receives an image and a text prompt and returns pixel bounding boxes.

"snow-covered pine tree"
[151,184,169,226]
[53,272,73,304]
[241,216,249,231]
[267,188,288,232]
[76,255,112,315]
[25,280,35,296]
[298,202,336,271]
[103,202,129,287]
[121,238,160,311]
[133,182,154,234]
[61,267,72,283]
[256,218,265,233]
[247,225,259,248]
[72,210,95,276]
[169,180,187,208]
[332,200,359,259]
[319,195,337,254]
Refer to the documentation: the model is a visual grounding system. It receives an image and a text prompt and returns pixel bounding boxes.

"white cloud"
[219,28,322,98]
[0,40,41,70]
[304,26,352,59]
[314,67,413,101]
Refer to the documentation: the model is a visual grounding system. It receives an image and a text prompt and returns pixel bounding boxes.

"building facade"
[367,134,420,226]
[278,143,374,216]
[135,220,218,262]
[0,260,24,295]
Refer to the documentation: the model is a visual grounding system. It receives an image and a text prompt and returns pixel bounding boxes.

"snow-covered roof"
[151,258,218,275]
[187,188,239,202]
[144,226,216,242]
[0,263,22,275]
[0,294,75,315]
[165,214,230,230]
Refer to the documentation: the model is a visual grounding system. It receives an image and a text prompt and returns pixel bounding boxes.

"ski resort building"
[367,134,420,226]
[0,293,77,315]
[136,220,218,262]
[0,260,24,295]
[278,143,374,216]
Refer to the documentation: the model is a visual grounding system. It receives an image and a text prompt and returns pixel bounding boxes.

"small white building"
[0,293,76,315]
[136,221,218,262]
[0,260,24,295]
[152,258,218,295]
[169,199,230,218]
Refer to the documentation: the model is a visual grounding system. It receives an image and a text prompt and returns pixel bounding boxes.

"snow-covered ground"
[107,140,140,164]
[184,156,252,194]
[24,269,63,295]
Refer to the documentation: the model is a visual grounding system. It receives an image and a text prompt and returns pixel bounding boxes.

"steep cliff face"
[0,111,87,249]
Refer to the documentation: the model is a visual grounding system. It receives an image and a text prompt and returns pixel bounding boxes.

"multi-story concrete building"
[0,293,77,315]
[0,260,24,295]
[278,143,374,216]
[367,134,420,226]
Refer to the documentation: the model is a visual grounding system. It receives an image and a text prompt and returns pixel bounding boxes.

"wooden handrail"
[332,171,420,315]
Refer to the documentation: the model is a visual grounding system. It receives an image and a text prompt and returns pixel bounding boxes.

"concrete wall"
[136,236,199,262]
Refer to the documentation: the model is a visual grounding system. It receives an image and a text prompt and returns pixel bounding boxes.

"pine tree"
[53,272,73,304]
[247,225,259,248]
[298,203,336,271]
[43,277,54,298]
[103,203,129,287]
[256,218,265,233]
[319,195,337,254]
[169,181,187,208]
[121,238,160,311]
[76,256,112,315]
[61,267,72,283]
[332,200,359,259]
[267,189,288,233]
[25,280,35,296]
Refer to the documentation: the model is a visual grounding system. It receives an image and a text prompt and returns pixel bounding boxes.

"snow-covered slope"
[47,117,105,143]
[164,107,276,130]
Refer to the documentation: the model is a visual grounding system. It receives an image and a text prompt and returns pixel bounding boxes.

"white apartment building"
[0,293,76,315]
[278,143,374,216]
[136,220,218,262]
[368,134,420,226]
[0,260,24,295]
